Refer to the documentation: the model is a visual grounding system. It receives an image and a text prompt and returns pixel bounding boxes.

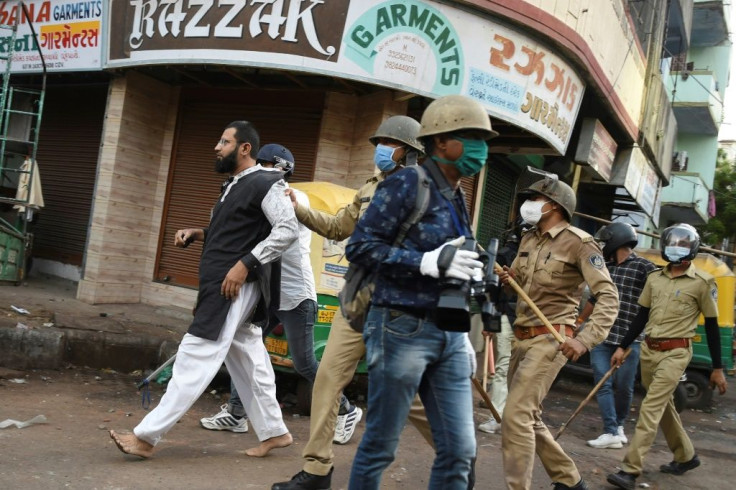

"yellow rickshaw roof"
[291,181,357,214]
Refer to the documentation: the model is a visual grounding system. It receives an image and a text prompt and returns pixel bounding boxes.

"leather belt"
[514,325,575,340]
[644,336,690,351]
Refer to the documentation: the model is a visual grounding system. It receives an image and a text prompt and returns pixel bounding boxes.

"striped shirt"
[591,252,656,345]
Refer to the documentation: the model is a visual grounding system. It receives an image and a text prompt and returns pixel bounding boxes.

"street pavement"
[1,274,735,489]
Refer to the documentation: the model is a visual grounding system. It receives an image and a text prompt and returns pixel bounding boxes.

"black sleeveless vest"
[188,169,282,340]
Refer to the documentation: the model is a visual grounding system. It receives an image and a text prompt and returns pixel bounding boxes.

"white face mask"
[664,246,691,262]
[520,199,549,225]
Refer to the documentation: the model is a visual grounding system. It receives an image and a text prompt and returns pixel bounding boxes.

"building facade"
[0,0,702,307]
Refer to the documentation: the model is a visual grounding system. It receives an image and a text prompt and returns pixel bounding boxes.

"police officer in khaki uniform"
[607,223,728,490]
[499,176,619,490]
[272,116,432,490]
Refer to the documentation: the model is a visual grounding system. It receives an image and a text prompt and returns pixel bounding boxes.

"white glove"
[464,333,477,377]
[420,236,483,280]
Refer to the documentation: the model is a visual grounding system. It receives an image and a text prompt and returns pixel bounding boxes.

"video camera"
[435,238,503,333]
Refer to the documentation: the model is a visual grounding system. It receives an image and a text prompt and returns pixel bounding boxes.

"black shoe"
[271,468,332,490]
[660,454,701,475]
[606,471,637,490]
[552,479,589,490]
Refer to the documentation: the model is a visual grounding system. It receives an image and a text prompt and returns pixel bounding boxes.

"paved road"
[1,366,734,490]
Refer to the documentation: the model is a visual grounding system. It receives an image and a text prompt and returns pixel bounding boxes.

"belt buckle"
[519,326,531,338]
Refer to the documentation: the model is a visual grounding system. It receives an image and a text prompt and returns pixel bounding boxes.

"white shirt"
[279,186,317,310]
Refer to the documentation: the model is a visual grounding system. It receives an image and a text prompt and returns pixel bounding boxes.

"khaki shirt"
[511,221,618,349]
[639,264,719,338]
[295,174,383,241]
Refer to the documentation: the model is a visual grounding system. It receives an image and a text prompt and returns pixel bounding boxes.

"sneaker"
[271,468,332,490]
[200,404,248,433]
[586,433,623,449]
[333,405,363,444]
[617,425,628,444]
[606,471,636,490]
[478,418,501,434]
[660,455,701,475]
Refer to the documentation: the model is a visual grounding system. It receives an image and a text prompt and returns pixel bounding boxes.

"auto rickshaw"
[636,249,735,408]
[264,181,367,410]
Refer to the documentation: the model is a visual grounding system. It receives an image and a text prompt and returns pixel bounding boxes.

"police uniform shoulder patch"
[589,254,605,269]
[566,226,594,242]
[693,268,715,283]
[711,287,718,301]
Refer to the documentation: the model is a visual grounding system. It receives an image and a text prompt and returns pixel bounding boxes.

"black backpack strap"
[394,165,430,245]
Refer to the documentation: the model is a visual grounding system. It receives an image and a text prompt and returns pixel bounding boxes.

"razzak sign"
[0,0,102,72]
[108,0,349,61]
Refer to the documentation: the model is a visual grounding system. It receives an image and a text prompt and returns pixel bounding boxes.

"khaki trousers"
[303,309,433,476]
[502,334,580,489]
[622,343,694,475]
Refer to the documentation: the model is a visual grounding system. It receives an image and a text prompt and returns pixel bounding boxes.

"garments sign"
[106,0,585,154]
[0,0,103,72]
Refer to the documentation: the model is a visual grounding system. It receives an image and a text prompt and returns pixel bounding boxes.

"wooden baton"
[472,377,502,423]
[493,262,566,344]
[554,347,632,440]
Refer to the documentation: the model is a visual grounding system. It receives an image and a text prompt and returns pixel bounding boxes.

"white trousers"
[134,282,288,445]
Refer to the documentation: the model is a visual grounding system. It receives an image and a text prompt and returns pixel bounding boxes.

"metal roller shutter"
[155,89,324,288]
[460,175,478,220]
[476,159,517,248]
[32,84,108,265]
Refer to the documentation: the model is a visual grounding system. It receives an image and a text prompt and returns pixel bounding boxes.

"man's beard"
[215,151,237,174]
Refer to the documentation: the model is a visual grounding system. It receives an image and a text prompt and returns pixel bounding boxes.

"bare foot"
[244,432,293,457]
[109,430,154,458]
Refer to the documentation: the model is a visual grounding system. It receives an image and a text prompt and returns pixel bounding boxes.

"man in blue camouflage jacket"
[345,95,498,490]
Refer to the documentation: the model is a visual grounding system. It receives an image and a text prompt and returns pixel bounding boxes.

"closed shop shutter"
[32,84,108,265]
[460,175,478,220]
[476,159,518,247]
[155,89,324,288]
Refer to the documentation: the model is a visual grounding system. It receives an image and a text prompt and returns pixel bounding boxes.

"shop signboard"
[637,161,659,217]
[0,0,103,72]
[106,0,585,154]
[574,118,617,182]
[611,146,661,219]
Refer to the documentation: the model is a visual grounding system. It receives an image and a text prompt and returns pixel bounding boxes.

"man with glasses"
[110,121,295,459]
[199,143,323,436]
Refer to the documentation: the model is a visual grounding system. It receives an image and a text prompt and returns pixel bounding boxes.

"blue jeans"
[229,299,348,416]
[590,341,641,435]
[348,306,475,490]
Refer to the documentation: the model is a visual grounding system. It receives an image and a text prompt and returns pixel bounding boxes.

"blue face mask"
[664,246,690,262]
[435,137,488,176]
[374,144,399,172]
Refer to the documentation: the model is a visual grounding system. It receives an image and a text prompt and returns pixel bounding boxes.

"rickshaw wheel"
[683,370,713,410]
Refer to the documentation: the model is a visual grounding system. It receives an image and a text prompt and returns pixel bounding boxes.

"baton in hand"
[493,262,565,344]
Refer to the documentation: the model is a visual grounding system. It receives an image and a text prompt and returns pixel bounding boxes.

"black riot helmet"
[595,222,639,261]
[660,223,700,264]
